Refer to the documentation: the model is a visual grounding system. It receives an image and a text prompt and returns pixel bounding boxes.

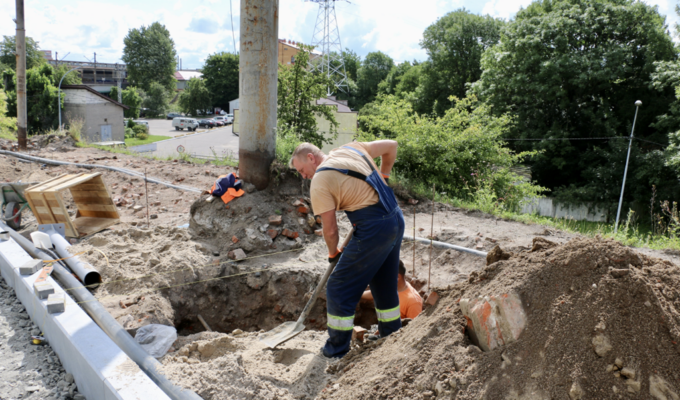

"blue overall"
[317,146,405,358]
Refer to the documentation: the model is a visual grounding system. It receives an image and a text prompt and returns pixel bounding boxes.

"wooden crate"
[24,173,120,237]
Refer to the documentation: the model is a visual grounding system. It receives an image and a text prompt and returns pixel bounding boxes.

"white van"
[172,117,199,131]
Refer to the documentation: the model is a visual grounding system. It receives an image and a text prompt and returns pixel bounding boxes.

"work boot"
[367,333,382,341]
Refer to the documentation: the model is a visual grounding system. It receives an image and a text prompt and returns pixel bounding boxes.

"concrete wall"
[63,90,125,144]
[319,111,358,153]
[229,98,239,113]
[520,197,608,222]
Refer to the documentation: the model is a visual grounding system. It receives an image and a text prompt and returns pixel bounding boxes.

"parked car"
[214,116,226,125]
[172,117,199,131]
[167,112,181,120]
[199,119,216,128]
[225,114,234,124]
[212,119,225,127]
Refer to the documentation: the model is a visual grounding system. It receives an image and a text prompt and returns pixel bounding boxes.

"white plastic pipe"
[403,235,487,257]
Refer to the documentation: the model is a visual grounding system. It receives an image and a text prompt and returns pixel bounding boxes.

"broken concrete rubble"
[228,249,247,261]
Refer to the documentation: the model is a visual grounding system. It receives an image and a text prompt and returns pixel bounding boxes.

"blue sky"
[1,0,677,70]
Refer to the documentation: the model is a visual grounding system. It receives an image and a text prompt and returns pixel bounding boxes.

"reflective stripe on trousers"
[327,314,354,331]
[376,306,400,323]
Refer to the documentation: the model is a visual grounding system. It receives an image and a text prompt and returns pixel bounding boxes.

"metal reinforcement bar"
[0,221,203,400]
[0,150,202,193]
[403,235,488,258]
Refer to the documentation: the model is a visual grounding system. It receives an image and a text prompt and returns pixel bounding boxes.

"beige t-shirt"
[310,142,383,214]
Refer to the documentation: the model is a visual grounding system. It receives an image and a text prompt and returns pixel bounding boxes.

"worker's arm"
[364,140,398,177]
[320,209,340,256]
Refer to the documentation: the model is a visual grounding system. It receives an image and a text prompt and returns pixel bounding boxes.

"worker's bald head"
[290,143,325,179]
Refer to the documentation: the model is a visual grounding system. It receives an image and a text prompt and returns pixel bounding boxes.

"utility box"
[24,173,120,237]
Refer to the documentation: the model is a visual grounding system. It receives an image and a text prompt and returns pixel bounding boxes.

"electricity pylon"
[309,0,349,95]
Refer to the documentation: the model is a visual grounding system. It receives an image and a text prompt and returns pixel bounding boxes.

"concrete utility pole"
[93,52,97,83]
[239,0,279,189]
[15,0,27,150]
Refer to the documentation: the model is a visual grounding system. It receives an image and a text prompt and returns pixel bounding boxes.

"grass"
[125,135,172,147]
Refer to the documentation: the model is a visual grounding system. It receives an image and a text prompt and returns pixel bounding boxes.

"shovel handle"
[294,228,354,327]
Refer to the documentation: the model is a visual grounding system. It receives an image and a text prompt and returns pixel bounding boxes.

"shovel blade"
[259,321,306,348]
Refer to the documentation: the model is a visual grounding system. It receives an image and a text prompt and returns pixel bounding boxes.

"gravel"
[0,279,86,400]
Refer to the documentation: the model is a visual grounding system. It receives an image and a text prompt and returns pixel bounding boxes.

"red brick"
[282,229,299,239]
[303,228,311,234]
[297,206,309,214]
[352,326,367,341]
[426,291,439,306]
[267,229,278,239]
[268,215,282,226]
[231,236,239,244]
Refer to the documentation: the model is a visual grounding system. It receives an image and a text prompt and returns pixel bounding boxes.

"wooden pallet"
[24,173,120,237]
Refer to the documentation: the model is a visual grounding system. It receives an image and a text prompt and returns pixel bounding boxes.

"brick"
[268,215,282,226]
[282,229,299,239]
[19,259,42,276]
[46,293,65,314]
[303,228,311,235]
[460,292,526,352]
[267,229,278,239]
[297,206,309,214]
[315,229,323,237]
[425,291,439,306]
[231,236,239,244]
[352,326,367,341]
[228,248,247,261]
[34,282,55,300]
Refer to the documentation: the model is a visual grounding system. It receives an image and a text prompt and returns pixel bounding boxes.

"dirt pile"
[190,173,327,258]
[321,236,680,399]
[159,330,334,400]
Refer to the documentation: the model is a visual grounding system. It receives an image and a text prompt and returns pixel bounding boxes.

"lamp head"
[635,100,642,107]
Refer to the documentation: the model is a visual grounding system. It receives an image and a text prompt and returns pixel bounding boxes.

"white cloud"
[481,0,532,19]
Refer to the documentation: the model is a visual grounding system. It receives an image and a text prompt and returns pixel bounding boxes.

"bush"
[124,127,135,139]
[358,94,546,211]
[132,124,147,137]
[135,132,149,140]
[126,119,136,129]
[275,122,302,167]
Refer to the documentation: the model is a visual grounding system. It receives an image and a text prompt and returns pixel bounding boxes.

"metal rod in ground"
[614,100,642,234]
[412,205,416,277]
[197,314,213,332]
[145,168,149,226]
[429,184,435,291]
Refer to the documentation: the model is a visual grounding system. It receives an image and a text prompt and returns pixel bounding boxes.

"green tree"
[358,94,544,211]
[142,82,170,117]
[278,44,338,147]
[178,78,212,116]
[5,64,61,133]
[109,86,120,102]
[0,36,45,71]
[122,87,143,118]
[417,9,504,115]
[356,51,394,108]
[341,49,361,82]
[202,52,238,111]
[122,22,177,92]
[474,0,678,208]
[54,65,82,86]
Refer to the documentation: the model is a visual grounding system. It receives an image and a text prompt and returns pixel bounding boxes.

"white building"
[174,70,203,91]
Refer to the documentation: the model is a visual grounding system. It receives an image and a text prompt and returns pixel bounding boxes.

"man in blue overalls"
[290,140,405,358]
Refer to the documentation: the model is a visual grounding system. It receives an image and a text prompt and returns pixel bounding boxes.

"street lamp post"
[614,100,643,234]
[57,66,80,131]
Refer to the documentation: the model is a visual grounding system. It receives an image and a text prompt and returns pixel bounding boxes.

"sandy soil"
[2,136,680,400]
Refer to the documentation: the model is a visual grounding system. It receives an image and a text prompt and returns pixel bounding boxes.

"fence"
[520,197,608,222]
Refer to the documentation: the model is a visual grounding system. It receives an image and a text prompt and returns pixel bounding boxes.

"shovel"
[260,228,354,348]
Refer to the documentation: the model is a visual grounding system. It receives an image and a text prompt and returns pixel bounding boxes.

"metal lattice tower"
[309,0,349,95]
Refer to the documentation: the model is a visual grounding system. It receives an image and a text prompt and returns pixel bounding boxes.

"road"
[129,123,240,160]
[137,117,221,138]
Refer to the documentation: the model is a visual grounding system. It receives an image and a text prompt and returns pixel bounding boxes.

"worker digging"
[290,140,405,358]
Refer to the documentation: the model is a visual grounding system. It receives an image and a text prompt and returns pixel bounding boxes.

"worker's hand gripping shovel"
[259,228,354,348]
